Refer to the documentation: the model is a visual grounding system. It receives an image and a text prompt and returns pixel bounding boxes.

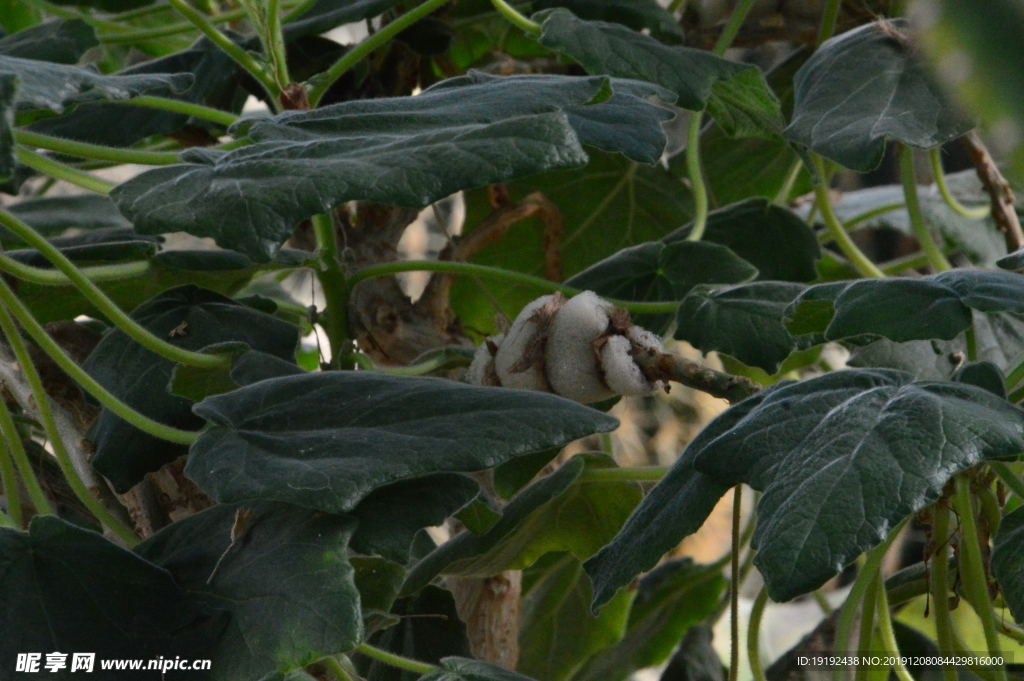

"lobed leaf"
[532,0,684,43]
[0,19,96,64]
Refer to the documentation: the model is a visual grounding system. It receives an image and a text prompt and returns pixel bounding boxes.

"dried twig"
[963,131,1024,252]
[630,346,762,404]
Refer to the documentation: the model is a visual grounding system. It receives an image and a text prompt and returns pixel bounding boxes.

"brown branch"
[963,131,1024,252]
[630,346,762,404]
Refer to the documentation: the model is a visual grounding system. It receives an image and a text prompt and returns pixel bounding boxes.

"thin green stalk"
[0,397,53,518]
[901,146,952,272]
[669,0,687,14]
[98,6,249,43]
[812,590,833,616]
[27,0,124,30]
[854,572,880,681]
[748,588,768,681]
[283,0,321,22]
[817,202,904,244]
[811,156,886,278]
[1006,353,1024,392]
[930,502,959,681]
[930,148,989,220]
[0,508,15,528]
[308,0,452,107]
[953,475,1007,681]
[729,485,743,681]
[15,131,181,166]
[991,462,1024,502]
[774,158,803,206]
[348,260,684,314]
[266,0,290,89]
[321,657,355,681]
[16,148,115,195]
[491,0,540,34]
[965,325,978,363]
[355,643,437,675]
[875,580,915,681]
[107,1,172,21]
[817,0,842,45]
[0,254,149,286]
[833,518,908,681]
[167,0,280,100]
[0,298,138,544]
[312,213,351,369]
[0,279,200,447]
[880,250,933,275]
[0,421,24,528]
[114,96,239,128]
[579,466,669,483]
[685,114,710,242]
[712,0,757,55]
[0,209,228,370]
[1010,384,1024,404]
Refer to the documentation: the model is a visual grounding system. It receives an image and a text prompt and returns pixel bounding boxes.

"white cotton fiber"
[466,333,504,387]
[545,291,616,403]
[494,294,557,392]
[600,334,662,396]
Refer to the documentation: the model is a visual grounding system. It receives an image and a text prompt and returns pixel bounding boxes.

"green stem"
[712,0,757,55]
[98,6,249,43]
[0,397,53,518]
[774,158,803,206]
[354,643,437,675]
[107,1,173,21]
[491,0,541,34]
[729,485,743,681]
[833,519,908,681]
[685,114,709,242]
[0,425,23,528]
[811,156,886,278]
[1009,384,1024,404]
[167,0,280,100]
[15,130,181,166]
[16,148,115,195]
[991,462,1024,502]
[0,209,228,370]
[0,508,15,528]
[669,0,687,14]
[265,0,291,89]
[953,474,1007,681]
[283,0,321,22]
[312,213,351,369]
[930,502,959,681]
[113,96,239,128]
[880,250,935,275]
[579,466,669,483]
[748,588,768,681]
[348,260,684,314]
[308,0,452,107]
[816,202,904,243]
[931,148,990,220]
[812,590,833,615]
[0,298,138,544]
[1005,354,1024,392]
[321,657,355,681]
[0,279,200,447]
[816,0,842,45]
[901,145,952,272]
[854,572,879,681]
[875,578,915,681]
[0,254,149,286]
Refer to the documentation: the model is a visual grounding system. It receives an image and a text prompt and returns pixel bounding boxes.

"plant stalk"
[111,95,239,128]
[16,148,116,195]
[817,0,842,45]
[874,578,915,681]
[490,0,541,34]
[810,156,886,278]
[0,254,150,286]
[930,502,959,681]
[685,114,710,242]
[729,484,743,681]
[15,131,181,166]
[748,587,768,681]
[0,397,53,518]
[930,148,990,220]
[854,572,880,681]
[900,145,952,272]
[312,213,351,369]
[354,643,437,675]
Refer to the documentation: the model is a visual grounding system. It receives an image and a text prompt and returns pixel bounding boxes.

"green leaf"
[45,0,155,12]
[4,195,132,243]
[284,0,398,41]
[664,199,821,282]
[493,448,559,500]
[401,454,640,595]
[188,373,618,514]
[998,246,1024,271]
[518,553,632,681]
[422,658,539,681]
[537,10,783,138]
[783,19,974,172]
[674,281,810,373]
[113,73,672,262]
[690,369,1024,601]
[452,149,694,336]
[136,502,361,679]
[84,285,300,492]
[6,227,158,267]
[455,497,502,535]
[352,555,406,626]
[583,386,770,608]
[573,559,725,681]
[0,74,13,182]
[991,505,1024,623]
[350,474,481,564]
[952,360,1006,398]
[358,586,473,681]
[0,516,211,668]
[659,624,724,681]
[532,0,684,43]
[0,19,96,63]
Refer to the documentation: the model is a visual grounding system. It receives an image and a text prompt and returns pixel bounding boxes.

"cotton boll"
[600,334,662,396]
[546,291,616,403]
[466,333,504,387]
[494,294,558,392]
[626,325,663,353]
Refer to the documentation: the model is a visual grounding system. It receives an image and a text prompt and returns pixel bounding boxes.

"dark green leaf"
[0,74,13,182]
[352,555,405,615]
[952,361,1006,398]
[518,553,631,681]
[674,281,810,373]
[664,199,821,282]
[455,497,502,535]
[358,586,473,681]
[0,19,96,63]
[659,624,725,681]
[0,516,210,673]
[6,227,158,267]
[188,373,618,514]
[229,348,306,385]
[114,73,668,262]
[84,285,300,492]
[574,560,725,681]
[999,246,1024,271]
[350,474,480,564]
[136,502,361,679]
[422,658,539,681]
[690,369,1024,600]
[283,0,398,42]
[45,0,155,12]
[493,448,559,499]
[532,0,684,43]
[584,386,771,608]
[783,20,973,172]
[5,195,131,243]
[401,454,640,595]
[537,10,783,138]
[992,505,1024,623]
